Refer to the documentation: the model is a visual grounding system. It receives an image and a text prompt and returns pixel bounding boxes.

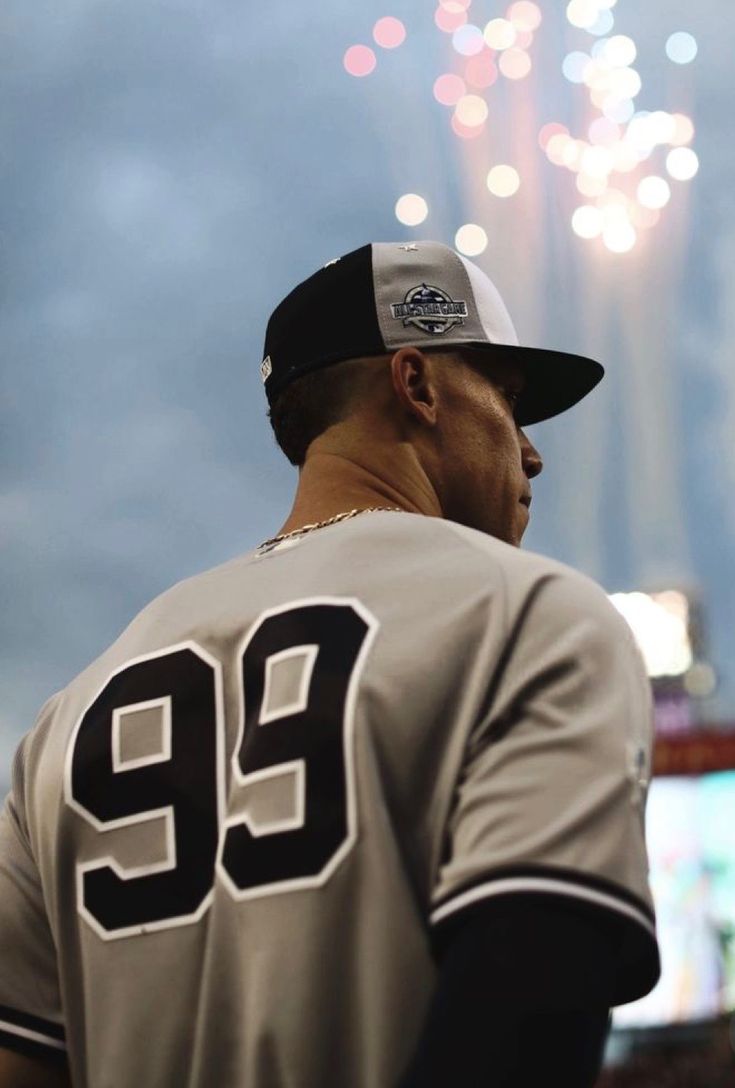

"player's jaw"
[447,473,530,547]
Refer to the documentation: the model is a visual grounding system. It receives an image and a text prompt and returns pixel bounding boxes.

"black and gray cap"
[260,241,603,427]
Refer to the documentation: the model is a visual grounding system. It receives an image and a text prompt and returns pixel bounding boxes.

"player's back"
[1,510,659,1086]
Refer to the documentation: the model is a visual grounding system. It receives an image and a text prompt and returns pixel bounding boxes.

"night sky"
[2,0,734,789]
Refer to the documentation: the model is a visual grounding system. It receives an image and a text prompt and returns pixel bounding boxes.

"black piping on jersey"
[428,862,660,1006]
[437,575,553,871]
[0,1002,66,1062]
[471,573,564,749]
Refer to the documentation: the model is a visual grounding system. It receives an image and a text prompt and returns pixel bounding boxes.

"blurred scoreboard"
[608,586,735,1029]
[612,770,735,1028]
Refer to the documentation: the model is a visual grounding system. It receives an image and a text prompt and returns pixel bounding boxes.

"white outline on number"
[64,598,380,935]
[217,595,380,903]
[260,644,319,724]
[111,696,172,773]
[63,640,226,941]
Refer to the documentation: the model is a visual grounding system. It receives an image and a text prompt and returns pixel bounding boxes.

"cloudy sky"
[2,0,734,788]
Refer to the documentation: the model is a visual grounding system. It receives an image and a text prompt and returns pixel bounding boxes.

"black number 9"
[65,600,375,937]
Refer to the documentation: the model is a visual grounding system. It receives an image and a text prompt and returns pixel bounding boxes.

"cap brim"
[449,342,604,426]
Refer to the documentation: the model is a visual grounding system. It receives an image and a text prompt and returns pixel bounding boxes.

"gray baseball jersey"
[0,511,660,1086]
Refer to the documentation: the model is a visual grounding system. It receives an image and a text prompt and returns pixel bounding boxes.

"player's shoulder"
[433,517,605,596]
[431,517,633,639]
[13,555,248,789]
[44,554,246,711]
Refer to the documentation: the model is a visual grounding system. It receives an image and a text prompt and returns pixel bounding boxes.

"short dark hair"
[266,354,389,468]
[266,350,486,468]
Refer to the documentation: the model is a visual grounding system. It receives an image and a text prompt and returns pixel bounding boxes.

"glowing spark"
[538,122,569,150]
[602,34,636,67]
[455,94,489,126]
[455,224,488,255]
[373,17,406,49]
[483,18,516,50]
[666,32,698,64]
[343,45,377,77]
[453,24,486,56]
[562,52,591,83]
[566,0,602,30]
[433,73,467,106]
[486,164,521,196]
[395,194,429,226]
[435,5,468,33]
[572,205,603,239]
[637,176,671,209]
[666,147,699,181]
[507,2,542,32]
[464,51,498,89]
[602,219,637,253]
[499,48,532,80]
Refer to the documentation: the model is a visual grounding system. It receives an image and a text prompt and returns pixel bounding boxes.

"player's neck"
[275,450,441,537]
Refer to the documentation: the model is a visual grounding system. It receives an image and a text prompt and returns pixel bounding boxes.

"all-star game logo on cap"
[390,283,468,335]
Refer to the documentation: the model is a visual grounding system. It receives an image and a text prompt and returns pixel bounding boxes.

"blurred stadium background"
[2,0,734,1080]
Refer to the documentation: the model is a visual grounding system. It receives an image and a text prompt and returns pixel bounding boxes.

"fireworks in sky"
[342,1,698,257]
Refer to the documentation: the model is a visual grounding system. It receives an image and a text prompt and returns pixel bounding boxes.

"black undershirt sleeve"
[398,895,622,1087]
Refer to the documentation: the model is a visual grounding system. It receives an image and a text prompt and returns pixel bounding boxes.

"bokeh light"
[483,18,516,50]
[637,175,671,209]
[576,173,608,197]
[453,24,486,56]
[562,138,586,170]
[602,219,637,253]
[629,203,660,230]
[608,67,642,99]
[599,188,628,213]
[572,205,603,239]
[395,194,429,226]
[562,52,591,83]
[603,34,637,67]
[610,140,639,171]
[513,29,534,50]
[648,110,676,144]
[667,147,699,180]
[435,5,467,33]
[538,122,569,150]
[451,114,486,139]
[455,94,489,126]
[546,133,572,165]
[343,45,377,78]
[588,9,615,36]
[580,145,614,178]
[499,48,532,80]
[433,73,466,106]
[455,223,488,256]
[588,117,620,145]
[626,112,658,154]
[373,17,406,49]
[465,51,498,89]
[508,2,542,32]
[670,113,695,145]
[439,0,471,10]
[666,31,698,65]
[602,96,635,123]
[486,164,521,197]
[566,0,601,30]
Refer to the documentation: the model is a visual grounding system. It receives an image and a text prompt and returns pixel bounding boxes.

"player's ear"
[389,347,441,428]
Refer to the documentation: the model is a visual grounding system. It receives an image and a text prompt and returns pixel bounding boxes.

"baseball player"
[0,241,660,1087]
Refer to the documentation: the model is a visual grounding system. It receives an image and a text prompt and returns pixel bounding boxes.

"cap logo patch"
[260,355,273,382]
[390,283,467,335]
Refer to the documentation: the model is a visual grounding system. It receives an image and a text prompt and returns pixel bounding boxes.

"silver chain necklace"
[255,507,405,552]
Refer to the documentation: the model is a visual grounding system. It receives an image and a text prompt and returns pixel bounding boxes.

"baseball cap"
[260,241,604,427]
